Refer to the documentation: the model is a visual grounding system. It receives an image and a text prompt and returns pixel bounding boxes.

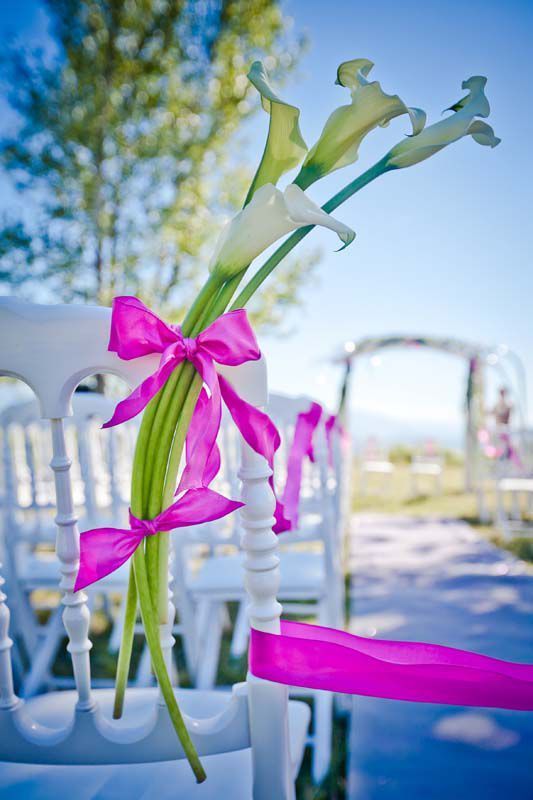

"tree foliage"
[0,0,311,321]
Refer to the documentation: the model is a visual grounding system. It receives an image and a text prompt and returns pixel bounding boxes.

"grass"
[352,461,533,564]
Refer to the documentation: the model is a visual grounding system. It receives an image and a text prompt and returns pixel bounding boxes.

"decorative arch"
[335,334,526,491]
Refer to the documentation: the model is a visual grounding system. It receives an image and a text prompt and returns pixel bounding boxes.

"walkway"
[347,515,533,799]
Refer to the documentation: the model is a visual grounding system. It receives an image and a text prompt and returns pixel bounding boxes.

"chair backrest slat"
[0,564,16,709]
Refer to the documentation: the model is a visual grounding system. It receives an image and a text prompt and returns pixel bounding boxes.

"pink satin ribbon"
[250,620,533,710]
[273,404,348,533]
[75,487,242,591]
[101,295,286,530]
[325,413,349,468]
[273,401,323,533]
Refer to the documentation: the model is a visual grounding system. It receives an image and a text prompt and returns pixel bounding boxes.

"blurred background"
[1,4,532,799]
[1,0,532,454]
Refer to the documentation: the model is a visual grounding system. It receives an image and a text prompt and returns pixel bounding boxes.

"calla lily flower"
[210,183,355,279]
[384,76,501,169]
[245,61,308,204]
[294,58,425,189]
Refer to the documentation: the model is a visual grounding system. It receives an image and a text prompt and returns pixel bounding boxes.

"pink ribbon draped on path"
[250,620,533,711]
[75,487,242,591]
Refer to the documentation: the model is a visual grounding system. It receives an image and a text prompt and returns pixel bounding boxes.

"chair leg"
[195,600,225,689]
[21,605,64,698]
[311,690,334,784]
[173,586,198,682]
[134,640,154,687]
[108,590,127,654]
[230,600,249,659]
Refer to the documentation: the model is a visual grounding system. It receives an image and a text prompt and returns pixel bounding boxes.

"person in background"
[493,386,513,427]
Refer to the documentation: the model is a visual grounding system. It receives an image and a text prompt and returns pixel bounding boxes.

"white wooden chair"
[359,437,394,495]
[0,394,132,694]
[409,442,443,496]
[0,297,310,799]
[182,393,345,783]
[0,393,176,697]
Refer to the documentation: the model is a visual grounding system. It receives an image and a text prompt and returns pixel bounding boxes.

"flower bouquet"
[74,58,500,782]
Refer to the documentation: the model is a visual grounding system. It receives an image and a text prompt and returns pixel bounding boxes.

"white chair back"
[0,393,134,539]
[0,298,294,798]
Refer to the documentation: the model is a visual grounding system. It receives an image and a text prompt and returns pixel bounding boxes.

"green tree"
[0,0,312,322]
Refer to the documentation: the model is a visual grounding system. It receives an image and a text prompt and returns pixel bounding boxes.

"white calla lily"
[210,183,355,279]
[295,58,425,188]
[245,61,308,204]
[385,76,501,169]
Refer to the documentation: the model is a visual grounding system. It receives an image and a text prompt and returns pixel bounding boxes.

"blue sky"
[1,0,532,446]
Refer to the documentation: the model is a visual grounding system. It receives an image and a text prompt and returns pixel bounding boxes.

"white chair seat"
[0,688,310,800]
[17,553,130,591]
[498,477,533,492]
[188,550,325,600]
[411,463,442,475]
[362,460,394,473]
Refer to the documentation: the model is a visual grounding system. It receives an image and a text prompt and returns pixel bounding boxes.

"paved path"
[347,515,533,800]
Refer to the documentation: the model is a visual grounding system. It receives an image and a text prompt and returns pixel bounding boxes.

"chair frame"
[0,297,299,800]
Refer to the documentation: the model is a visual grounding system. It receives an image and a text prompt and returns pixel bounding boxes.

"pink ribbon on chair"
[102,296,283,495]
[75,487,242,591]
[273,402,323,533]
[250,620,533,710]
[325,413,349,468]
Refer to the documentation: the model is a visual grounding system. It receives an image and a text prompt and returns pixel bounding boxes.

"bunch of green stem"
[111,156,391,782]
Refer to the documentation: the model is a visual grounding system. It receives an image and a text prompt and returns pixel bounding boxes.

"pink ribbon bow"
[250,620,533,711]
[102,296,283,494]
[75,487,242,591]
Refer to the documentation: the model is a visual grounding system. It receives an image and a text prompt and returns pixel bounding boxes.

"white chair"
[0,393,148,696]
[359,437,394,495]
[182,393,345,783]
[409,443,443,496]
[0,297,310,799]
[477,426,533,534]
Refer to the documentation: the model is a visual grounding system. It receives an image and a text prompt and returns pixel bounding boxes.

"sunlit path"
[347,515,533,800]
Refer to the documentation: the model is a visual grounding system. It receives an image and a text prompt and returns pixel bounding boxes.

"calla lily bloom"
[384,76,501,169]
[245,61,308,204]
[210,183,355,279]
[294,58,425,189]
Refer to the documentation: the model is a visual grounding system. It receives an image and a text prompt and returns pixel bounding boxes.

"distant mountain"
[350,408,463,450]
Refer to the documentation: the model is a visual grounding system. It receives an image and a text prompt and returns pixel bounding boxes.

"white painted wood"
[50,416,94,709]
[185,391,346,783]
[0,560,16,709]
[239,438,294,800]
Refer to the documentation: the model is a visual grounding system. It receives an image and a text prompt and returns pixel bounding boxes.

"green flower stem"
[113,273,223,712]
[230,158,391,311]
[133,546,206,783]
[112,562,138,719]
[154,271,250,619]
[143,273,229,618]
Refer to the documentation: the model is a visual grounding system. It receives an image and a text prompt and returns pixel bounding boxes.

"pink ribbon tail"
[274,401,323,533]
[75,487,243,591]
[325,413,348,467]
[250,620,533,710]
